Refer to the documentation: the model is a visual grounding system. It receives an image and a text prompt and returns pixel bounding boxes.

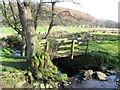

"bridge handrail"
[40,38,83,59]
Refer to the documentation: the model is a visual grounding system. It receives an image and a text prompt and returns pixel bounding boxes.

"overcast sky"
[56,0,119,22]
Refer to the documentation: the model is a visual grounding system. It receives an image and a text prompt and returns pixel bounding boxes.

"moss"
[29,44,68,88]
[59,73,68,81]
[2,77,14,85]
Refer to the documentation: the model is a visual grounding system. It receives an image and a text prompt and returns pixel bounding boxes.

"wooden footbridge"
[40,38,86,59]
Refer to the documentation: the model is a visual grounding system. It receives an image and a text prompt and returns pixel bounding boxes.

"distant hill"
[38,5,96,27]
[54,6,96,22]
[1,3,117,28]
[95,19,118,28]
[38,5,117,28]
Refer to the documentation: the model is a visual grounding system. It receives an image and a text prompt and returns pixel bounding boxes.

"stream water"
[11,49,21,56]
[58,70,118,89]
[69,75,118,89]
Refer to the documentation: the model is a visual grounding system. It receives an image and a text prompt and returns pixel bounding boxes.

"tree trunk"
[15,2,68,86]
[17,2,38,61]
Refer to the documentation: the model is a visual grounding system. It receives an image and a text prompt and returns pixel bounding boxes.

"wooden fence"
[40,38,84,59]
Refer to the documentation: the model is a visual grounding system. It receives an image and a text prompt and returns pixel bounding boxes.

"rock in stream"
[69,71,118,89]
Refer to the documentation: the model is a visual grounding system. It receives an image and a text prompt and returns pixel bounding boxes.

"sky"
[0,0,119,22]
[55,0,119,22]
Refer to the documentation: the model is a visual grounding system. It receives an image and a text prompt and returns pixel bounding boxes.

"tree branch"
[2,1,22,34]
[45,2,56,39]
[8,1,22,34]
[34,0,42,30]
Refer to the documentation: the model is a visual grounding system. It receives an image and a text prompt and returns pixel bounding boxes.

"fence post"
[45,41,49,52]
[71,40,75,59]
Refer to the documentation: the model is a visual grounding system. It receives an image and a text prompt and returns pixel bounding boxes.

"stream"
[11,49,21,56]
[58,69,119,89]
[69,73,119,89]
[70,75,117,88]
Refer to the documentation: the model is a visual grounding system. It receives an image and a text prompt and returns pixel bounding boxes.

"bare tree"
[1,0,61,85]
[1,0,85,87]
[45,1,56,39]
[16,1,39,60]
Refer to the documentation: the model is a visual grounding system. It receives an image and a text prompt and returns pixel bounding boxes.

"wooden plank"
[40,39,47,44]
[77,37,82,40]
[53,51,86,58]
[45,41,49,52]
[56,38,78,42]
[57,47,80,53]
[71,40,75,59]
[57,50,71,54]
[56,38,69,42]
[57,50,85,54]
[59,44,77,48]
[40,39,78,45]
[39,38,86,58]
[58,45,79,50]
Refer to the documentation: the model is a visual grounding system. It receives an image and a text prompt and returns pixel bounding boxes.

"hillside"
[38,4,97,26]
[1,3,117,28]
[55,6,96,22]
[38,4,117,28]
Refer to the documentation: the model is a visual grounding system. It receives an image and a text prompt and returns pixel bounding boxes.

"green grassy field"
[0,26,119,87]
[0,26,118,35]
[0,26,90,34]
[0,46,29,87]
[0,27,17,34]
[79,36,118,55]
[0,26,119,65]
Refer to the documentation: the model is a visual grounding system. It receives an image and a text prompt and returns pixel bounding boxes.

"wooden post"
[71,40,75,59]
[45,41,49,52]
[85,39,89,57]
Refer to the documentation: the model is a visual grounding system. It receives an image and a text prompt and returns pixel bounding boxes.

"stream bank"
[53,55,120,89]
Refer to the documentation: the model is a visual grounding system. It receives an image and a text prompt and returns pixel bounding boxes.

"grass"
[0,46,28,70]
[1,26,91,34]
[64,26,90,33]
[1,26,118,36]
[78,35,119,69]
[0,45,28,87]
[1,64,26,86]
[91,32,118,36]
[36,25,90,33]
[0,46,26,61]
[79,36,118,56]
[0,27,17,35]
[0,26,119,87]
[2,77,14,85]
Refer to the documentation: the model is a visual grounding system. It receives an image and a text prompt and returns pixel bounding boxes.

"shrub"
[4,35,24,51]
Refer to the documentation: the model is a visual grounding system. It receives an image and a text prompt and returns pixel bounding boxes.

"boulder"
[84,70,94,80]
[96,71,107,80]
[15,80,26,88]
[40,83,45,88]
[33,82,39,88]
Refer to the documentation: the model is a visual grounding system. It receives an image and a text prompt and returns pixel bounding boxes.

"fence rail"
[40,38,84,59]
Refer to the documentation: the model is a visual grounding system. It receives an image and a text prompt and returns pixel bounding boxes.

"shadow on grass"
[0,60,30,71]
